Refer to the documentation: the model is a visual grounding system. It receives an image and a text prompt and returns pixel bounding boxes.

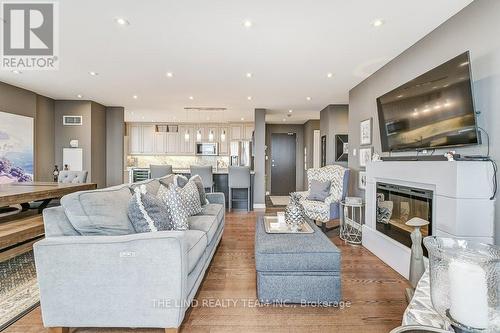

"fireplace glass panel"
[376,182,433,256]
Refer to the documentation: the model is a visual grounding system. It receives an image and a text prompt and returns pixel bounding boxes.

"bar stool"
[190,165,214,192]
[150,164,173,178]
[228,166,251,211]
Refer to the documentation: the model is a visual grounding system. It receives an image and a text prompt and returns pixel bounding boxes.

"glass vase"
[423,236,500,332]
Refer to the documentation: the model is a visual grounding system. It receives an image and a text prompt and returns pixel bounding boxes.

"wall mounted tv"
[376,51,478,152]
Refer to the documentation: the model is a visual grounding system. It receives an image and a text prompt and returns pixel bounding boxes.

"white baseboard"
[253,203,266,209]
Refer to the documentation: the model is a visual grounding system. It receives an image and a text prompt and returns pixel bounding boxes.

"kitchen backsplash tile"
[128,155,230,169]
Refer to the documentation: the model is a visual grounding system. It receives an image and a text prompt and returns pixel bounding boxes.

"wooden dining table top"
[0,182,97,207]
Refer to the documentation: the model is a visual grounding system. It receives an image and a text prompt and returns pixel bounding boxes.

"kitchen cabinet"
[141,125,155,154]
[166,132,179,154]
[230,124,243,140]
[219,127,229,155]
[129,124,142,154]
[179,125,195,154]
[207,127,218,143]
[154,132,166,153]
[244,124,254,140]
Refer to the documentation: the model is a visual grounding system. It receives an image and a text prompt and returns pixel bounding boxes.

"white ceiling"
[0,0,472,124]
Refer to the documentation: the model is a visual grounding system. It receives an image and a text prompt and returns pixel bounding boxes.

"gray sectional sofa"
[33,178,225,331]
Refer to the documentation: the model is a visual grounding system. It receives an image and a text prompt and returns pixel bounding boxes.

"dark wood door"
[271,133,296,195]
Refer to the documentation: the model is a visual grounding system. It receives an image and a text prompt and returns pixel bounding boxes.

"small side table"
[339,199,364,244]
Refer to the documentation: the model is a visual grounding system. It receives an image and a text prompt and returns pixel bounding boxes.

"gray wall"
[253,109,266,207]
[35,95,55,181]
[0,81,55,181]
[91,102,107,188]
[265,124,305,193]
[320,104,349,167]
[54,101,93,181]
[348,0,500,244]
[303,120,320,188]
[106,107,125,186]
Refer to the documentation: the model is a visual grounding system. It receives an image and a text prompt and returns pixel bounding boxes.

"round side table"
[339,199,364,244]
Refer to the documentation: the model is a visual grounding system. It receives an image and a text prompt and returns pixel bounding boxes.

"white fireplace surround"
[363,161,495,278]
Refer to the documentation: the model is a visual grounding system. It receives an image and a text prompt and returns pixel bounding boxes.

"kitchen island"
[128,167,254,210]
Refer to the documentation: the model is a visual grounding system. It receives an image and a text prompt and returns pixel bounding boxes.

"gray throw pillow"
[129,179,161,196]
[128,185,172,233]
[157,184,189,231]
[189,175,208,206]
[174,174,189,187]
[307,180,331,202]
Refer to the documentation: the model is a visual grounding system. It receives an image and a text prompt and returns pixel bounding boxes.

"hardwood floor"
[5,210,410,333]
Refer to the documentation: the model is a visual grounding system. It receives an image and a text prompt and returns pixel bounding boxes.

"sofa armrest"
[34,231,189,328]
[206,192,225,208]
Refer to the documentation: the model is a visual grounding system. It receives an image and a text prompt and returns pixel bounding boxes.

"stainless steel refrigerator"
[230,141,253,168]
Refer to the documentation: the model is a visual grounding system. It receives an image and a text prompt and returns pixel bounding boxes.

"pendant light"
[184,109,190,142]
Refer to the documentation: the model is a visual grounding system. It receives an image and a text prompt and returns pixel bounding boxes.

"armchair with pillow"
[296,165,350,232]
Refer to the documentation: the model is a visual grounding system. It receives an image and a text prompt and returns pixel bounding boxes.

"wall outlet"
[353,148,357,156]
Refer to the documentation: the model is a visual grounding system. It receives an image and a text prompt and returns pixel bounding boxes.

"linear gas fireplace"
[376,182,433,256]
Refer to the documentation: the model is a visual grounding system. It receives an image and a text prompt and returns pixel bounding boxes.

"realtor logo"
[1,1,59,70]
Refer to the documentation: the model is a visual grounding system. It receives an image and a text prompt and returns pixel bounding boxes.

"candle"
[448,260,489,329]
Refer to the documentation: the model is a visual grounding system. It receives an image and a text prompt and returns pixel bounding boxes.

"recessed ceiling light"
[246,72,252,78]
[306,96,312,101]
[89,71,98,76]
[243,20,252,28]
[282,118,286,122]
[189,96,194,100]
[459,61,469,67]
[76,94,83,98]
[132,95,138,99]
[288,109,293,113]
[166,72,173,78]
[240,117,245,121]
[247,96,252,100]
[371,19,384,27]
[397,95,404,98]
[114,17,129,26]
[11,70,21,74]
[327,73,334,78]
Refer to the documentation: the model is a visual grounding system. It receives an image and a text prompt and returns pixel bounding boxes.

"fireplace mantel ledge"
[362,160,495,279]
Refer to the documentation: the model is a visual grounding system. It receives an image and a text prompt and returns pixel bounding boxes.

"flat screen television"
[376,51,478,152]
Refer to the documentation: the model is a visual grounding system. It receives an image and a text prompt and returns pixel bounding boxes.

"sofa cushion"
[185,230,207,274]
[157,184,189,231]
[129,179,161,196]
[128,185,172,233]
[61,186,134,236]
[188,215,218,244]
[197,203,224,223]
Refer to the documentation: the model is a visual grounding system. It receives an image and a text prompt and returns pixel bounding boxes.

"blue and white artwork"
[0,111,33,183]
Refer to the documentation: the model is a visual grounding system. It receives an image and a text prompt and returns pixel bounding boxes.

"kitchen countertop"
[127,167,255,175]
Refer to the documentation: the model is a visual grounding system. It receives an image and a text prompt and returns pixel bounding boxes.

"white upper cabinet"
[128,122,253,155]
[244,124,254,140]
[129,124,142,154]
[166,132,180,154]
[219,127,229,155]
[141,125,155,154]
[230,124,243,140]
[154,132,166,153]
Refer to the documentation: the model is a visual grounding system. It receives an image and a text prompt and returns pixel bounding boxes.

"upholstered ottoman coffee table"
[254,215,342,304]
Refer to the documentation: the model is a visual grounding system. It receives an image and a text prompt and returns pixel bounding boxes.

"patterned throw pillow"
[128,185,172,233]
[190,175,208,206]
[176,179,203,216]
[157,184,189,231]
[173,174,208,206]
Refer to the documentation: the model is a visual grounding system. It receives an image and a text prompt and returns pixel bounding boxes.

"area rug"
[269,196,290,206]
[0,251,39,331]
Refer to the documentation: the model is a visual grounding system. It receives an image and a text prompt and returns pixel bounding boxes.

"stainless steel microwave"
[196,143,218,155]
